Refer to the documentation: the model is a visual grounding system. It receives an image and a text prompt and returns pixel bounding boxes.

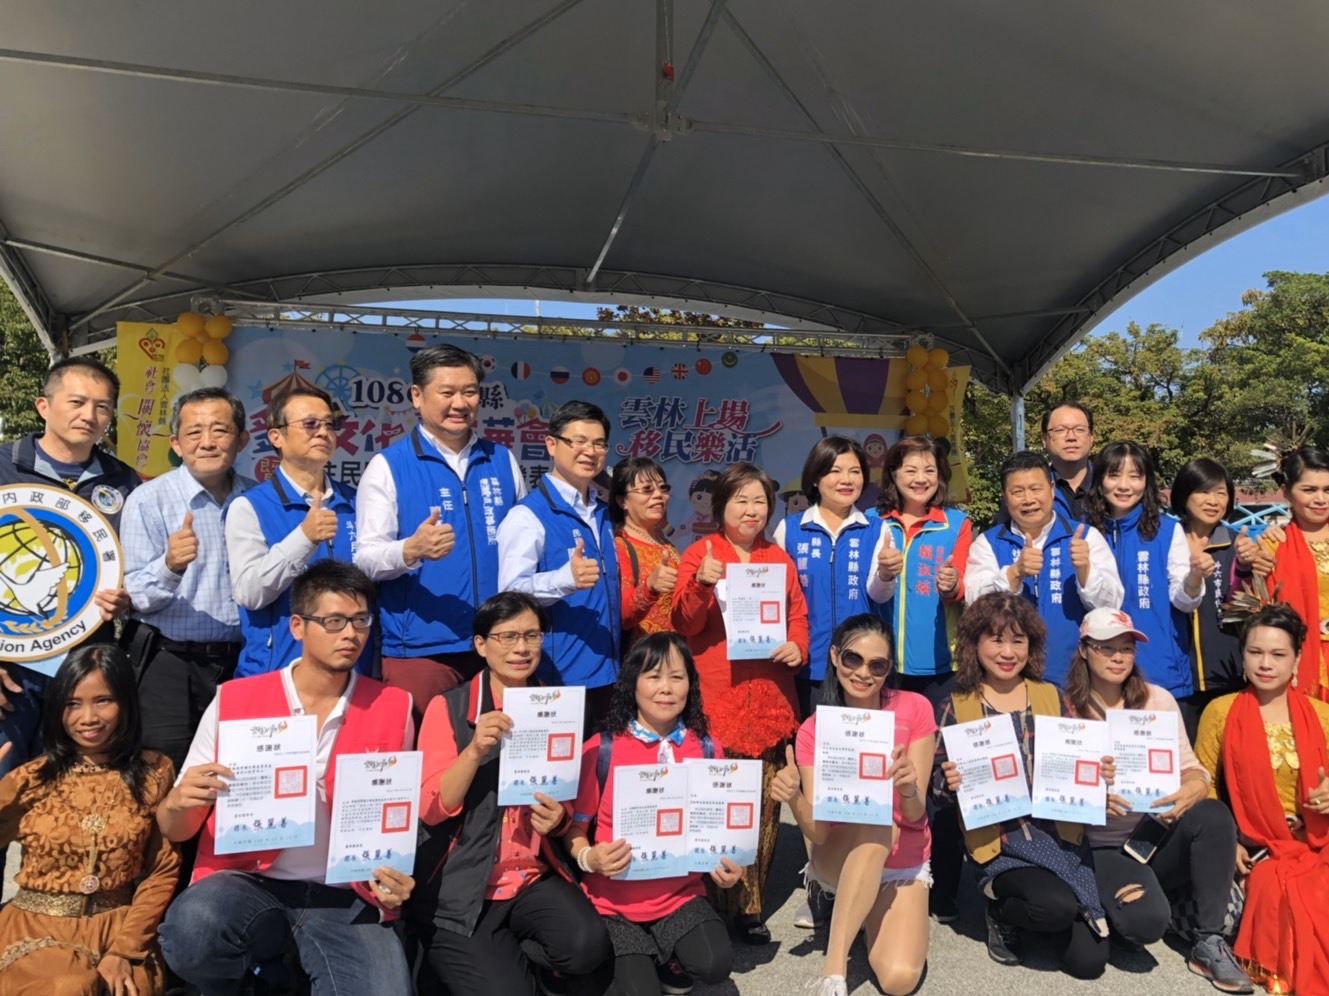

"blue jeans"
[159,871,412,995]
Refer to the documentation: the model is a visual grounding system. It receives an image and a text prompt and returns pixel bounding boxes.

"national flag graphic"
[551,366,570,384]
[613,368,632,386]
[671,363,688,380]
[643,366,662,384]
[480,355,497,373]
[695,358,713,375]
[511,361,531,380]
[582,368,602,386]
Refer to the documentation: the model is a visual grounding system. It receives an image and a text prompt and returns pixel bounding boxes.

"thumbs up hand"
[770,743,802,804]
[404,507,455,562]
[1015,534,1044,579]
[876,539,904,581]
[1309,766,1329,814]
[1070,523,1091,571]
[570,536,601,590]
[647,560,678,596]
[166,510,199,574]
[696,540,725,587]
[936,555,959,596]
[300,491,340,545]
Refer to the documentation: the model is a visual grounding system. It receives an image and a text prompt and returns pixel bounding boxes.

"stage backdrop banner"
[116,324,969,538]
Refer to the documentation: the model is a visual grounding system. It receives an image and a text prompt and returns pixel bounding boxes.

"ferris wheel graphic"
[316,364,358,411]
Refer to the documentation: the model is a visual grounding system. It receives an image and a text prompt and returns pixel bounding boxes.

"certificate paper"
[1108,709,1181,812]
[812,706,896,825]
[325,751,423,884]
[684,758,762,872]
[1032,716,1109,824]
[215,715,318,854]
[498,686,585,806]
[613,764,690,880]
[940,713,1032,830]
[720,563,787,659]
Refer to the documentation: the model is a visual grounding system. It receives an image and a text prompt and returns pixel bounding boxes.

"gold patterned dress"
[0,752,179,995]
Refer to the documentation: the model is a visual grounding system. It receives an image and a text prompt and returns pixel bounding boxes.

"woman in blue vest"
[872,436,972,698]
[1084,442,1206,703]
[773,436,892,720]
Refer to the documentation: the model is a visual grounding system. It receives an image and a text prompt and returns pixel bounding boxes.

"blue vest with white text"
[877,507,969,677]
[234,474,372,677]
[522,479,621,689]
[378,429,519,657]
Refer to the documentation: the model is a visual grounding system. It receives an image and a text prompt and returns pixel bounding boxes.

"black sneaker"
[794,880,834,929]
[735,914,772,946]
[985,902,1022,966]
[657,959,694,995]
[929,892,958,925]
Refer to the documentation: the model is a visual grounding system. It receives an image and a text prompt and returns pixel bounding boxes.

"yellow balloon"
[905,390,928,415]
[174,338,203,365]
[926,390,950,414]
[906,345,930,369]
[205,315,234,339]
[928,414,951,438]
[927,368,950,392]
[201,340,230,366]
[177,312,205,338]
[905,414,930,436]
[927,347,950,369]
[905,368,928,392]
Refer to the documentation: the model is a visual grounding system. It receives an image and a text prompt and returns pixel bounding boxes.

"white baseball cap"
[1079,608,1149,643]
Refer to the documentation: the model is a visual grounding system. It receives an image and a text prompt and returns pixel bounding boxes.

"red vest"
[192,670,412,916]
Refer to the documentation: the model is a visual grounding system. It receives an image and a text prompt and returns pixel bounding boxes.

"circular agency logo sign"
[0,484,122,662]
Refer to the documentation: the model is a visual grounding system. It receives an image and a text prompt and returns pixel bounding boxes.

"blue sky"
[391,191,1329,347]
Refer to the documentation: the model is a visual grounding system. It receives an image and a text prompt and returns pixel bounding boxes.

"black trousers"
[607,920,731,996]
[1093,799,1237,944]
[990,867,1109,979]
[416,875,610,996]
[138,643,238,774]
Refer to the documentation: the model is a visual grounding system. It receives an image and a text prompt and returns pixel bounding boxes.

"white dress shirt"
[225,468,333,611]
[178,665,415,883]
[496,474,599,605]
[772,505,898,603]
[965,517,1124,610]
[354,428,526,581]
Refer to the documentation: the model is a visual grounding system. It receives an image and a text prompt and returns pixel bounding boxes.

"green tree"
[0,284,55,441]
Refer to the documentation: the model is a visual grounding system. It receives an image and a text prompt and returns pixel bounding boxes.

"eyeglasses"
[485,630,546,649]
[837,649,892,676]
[298,613,373,632]
[628,484,672,496]
[552,434,609,453]
[276,417,342,435]
[1045,425,1091,438]
[1085,640,1136,659]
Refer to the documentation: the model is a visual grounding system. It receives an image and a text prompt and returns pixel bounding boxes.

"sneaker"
[735,914,772,945]
[807,976,848,996]
[794,880,834,929]
[1188,935,1255,994]
[929,892,958,925]
[985,902,1022,966]
[657,959,694,995]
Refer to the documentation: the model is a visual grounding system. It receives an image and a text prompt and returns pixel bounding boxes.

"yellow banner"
[116,322,182,478]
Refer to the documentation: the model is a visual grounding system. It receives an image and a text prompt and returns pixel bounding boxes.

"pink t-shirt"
[572,730,726,922]
[795,690,937,868]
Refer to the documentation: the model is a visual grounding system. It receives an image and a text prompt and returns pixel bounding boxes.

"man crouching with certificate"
[155,561,416,993]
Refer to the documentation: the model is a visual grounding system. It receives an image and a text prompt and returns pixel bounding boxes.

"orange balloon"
[928,414,951,438]
[927,347,950,369]
[905,368,928,392]
[905,414,930,436]
[906,345,930,369]
[927,368,950,392]
[204,315,234,339]
[177,312,205,338]
[905,390,928,415]
[201,340,230,366]
[174,338,203,365]
[926,391,950,414]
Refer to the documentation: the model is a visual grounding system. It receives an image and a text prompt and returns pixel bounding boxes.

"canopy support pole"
[1011,392,1026,451]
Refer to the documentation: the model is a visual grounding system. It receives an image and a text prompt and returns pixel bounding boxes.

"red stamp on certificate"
[381,801,412,834]
[547,733,576,762]
[760,601,781,624]
[273,766,308,799]
[656,809,684,836]
[859,753,888,780]
[1148,749,1174,774]
[991,754,1018,781]
[1074,760,1101,786]
[726,802,754,830]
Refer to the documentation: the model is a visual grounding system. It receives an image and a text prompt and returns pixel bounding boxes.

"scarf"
[1223,686,1329,994]
[1267,522,1328,697]
[628,718,687,764]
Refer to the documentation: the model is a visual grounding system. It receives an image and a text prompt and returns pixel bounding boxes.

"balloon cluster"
[173,312,233,397]
[902,344,951,439]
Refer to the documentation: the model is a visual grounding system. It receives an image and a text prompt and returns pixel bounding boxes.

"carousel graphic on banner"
[0,484,122,665]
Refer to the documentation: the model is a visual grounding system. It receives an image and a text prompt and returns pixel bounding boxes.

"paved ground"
[6,815,1220,995]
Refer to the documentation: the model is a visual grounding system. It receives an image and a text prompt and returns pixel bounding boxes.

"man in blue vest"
[496,400,621,724]
[966,450,1123,685]
[355,345,525,724]
[225,385,372,676]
